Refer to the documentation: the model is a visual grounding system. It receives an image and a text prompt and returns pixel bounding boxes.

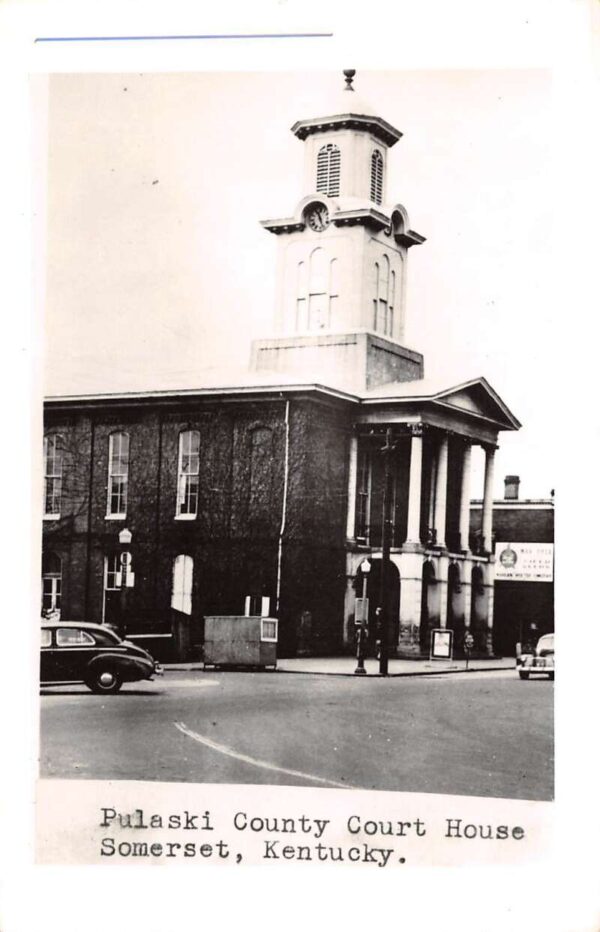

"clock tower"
[251,70,426,392]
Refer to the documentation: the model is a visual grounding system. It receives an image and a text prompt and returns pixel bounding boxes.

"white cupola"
[252,71,426,393]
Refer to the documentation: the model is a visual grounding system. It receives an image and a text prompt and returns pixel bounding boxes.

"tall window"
[107,432,129,517]
[308,247,328,330]
[176,430,200,517]
[43,434,63,518]
[296,261,308,330]
[373,255,393,337]
[41,552,62,616]
[295,250,341,333]
[172,554,193,615]
[370,149,384,204]
[329,258,339,326]
[355,447,371,543]
[316,143,341,197]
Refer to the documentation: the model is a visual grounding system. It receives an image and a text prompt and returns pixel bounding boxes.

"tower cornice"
[291,113,402,148]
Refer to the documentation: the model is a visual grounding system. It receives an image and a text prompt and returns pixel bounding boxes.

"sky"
[43,69,554,498]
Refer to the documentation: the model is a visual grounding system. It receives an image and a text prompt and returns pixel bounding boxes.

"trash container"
[203,616,278,670]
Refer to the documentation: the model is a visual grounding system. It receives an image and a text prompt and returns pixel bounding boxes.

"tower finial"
[343,69,356,91]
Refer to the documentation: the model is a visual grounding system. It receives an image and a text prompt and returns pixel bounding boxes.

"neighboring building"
[470,475,554,656]
[42,72,521,660]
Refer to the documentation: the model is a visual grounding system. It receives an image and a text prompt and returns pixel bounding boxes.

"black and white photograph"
[39,68,555,800]
[1,2,598,930]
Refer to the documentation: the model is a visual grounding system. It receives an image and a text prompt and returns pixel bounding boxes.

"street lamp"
[117,528,133,639]
[354,558,371,676]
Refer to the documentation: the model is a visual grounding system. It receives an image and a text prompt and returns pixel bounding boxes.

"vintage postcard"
[1,2,598,930]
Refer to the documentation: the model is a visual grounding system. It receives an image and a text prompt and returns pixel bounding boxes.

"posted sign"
[430,628,453,660]
[494,543,554,582]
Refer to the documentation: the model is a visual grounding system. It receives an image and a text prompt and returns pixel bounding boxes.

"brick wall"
[43,391,354,657]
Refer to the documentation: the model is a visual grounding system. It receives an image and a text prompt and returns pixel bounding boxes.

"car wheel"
[86,668,122,694]
[518,670,529,680]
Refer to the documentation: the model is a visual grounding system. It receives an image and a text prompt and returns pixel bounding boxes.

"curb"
[162,664,514,678]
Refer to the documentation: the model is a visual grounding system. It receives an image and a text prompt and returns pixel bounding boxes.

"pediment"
[363,376,520,431]
[429,379,520,429]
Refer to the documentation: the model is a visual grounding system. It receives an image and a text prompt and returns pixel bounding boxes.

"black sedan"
[40,621,163,693]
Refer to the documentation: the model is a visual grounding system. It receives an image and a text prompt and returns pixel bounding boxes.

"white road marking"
[163,679,220,689]
[174,721,355,790]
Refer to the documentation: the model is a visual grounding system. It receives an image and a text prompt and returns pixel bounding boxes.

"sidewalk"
[164,655,516,677]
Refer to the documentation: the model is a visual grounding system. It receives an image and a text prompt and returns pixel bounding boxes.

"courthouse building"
[42,72,521,659]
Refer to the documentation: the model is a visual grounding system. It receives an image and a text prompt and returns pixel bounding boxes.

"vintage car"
[40,621,163,693]
[518,632,554,680]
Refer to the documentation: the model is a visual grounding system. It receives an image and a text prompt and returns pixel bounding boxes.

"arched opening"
[470,564,486,651]
[447,562,464,647]
[370,149,384,205]
[420,560,438,653]
[316,143,341,196]
[354,558,400,656]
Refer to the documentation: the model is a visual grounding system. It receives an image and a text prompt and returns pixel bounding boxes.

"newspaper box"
[203,615,278,670]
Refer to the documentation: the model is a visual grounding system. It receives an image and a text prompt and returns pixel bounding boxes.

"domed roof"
[291,71,402,148]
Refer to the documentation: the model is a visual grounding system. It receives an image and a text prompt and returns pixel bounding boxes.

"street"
[40,669,553,800]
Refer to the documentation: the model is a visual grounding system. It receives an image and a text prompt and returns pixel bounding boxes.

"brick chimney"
[504,475,520,500]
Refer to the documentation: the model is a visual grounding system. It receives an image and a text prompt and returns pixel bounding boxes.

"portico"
[343,378,519,657]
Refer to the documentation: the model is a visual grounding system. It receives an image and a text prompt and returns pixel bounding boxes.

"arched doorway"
[420,560,437,653]
[470,564,486,652]
[447,562,464,647]
[354,558,401,656]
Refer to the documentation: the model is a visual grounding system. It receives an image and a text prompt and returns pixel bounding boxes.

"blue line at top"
[35,33,333,43]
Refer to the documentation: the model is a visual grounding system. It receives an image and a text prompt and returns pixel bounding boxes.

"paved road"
[40,669,553,800]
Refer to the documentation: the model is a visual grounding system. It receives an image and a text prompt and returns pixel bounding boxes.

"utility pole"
[378,427,394,676]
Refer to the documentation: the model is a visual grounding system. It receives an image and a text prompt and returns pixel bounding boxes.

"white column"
[482,445,496,553]
[406,426,423,544]
[434,434,448,548]
[458,442,472,551]
[345,436,358,540]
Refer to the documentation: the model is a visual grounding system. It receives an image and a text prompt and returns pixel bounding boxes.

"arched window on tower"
[328,258,339,327]
[373,255,394,336]
[308,247,329,330]
[370,149,384,205]
[389,270,396,338]
[296,261,308,331]
[316,144,341,197]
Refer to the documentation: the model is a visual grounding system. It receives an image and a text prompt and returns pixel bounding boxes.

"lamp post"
[354,558,371,675]
[378,428,394,676]
[118,528,133,640]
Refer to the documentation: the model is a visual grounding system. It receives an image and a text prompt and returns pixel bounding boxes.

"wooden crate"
[203,616,278,669]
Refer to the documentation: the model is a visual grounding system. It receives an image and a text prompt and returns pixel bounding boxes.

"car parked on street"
[40,621,163,693]
[518,632,554,680]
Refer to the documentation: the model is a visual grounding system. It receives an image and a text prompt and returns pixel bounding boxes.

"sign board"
[494,542,554,582]
[430,628,453,660]
[354,598,369,624]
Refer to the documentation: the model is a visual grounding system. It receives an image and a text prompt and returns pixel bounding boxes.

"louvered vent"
[370,149,383,205]
[316,144,341,197]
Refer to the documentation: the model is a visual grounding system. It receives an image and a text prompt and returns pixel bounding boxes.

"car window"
[56,628,96,647]
[92,629,122,647]
[40,629,52,648]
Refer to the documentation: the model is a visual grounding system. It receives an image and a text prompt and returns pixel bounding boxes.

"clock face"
[306,205,330,232]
